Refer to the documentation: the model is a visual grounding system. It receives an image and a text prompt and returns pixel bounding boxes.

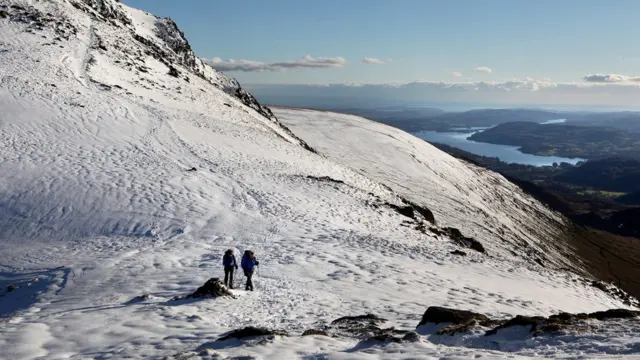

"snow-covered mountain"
[0,0,638,358]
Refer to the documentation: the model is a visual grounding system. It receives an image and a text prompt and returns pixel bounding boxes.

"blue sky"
[122,0,640,107]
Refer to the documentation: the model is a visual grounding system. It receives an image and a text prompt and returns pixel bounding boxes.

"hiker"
[241,250,259,291]
[222,249,238,289]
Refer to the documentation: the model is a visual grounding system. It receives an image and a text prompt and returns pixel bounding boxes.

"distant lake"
[414,127,584,166]
[540,119,567,124]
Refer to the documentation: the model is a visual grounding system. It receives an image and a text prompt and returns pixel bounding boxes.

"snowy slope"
[276,108,579,268]
[0,0,638,359]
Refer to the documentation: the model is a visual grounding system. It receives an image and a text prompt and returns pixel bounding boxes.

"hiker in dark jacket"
[222,249,238,289]
[241,250,259,291]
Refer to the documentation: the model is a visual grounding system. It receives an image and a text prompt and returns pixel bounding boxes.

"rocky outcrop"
[68,0,316,154]
[301,329,330,337]
[301,314,417,344]
[330,314,387,333]
[588,308,640,320]
[126,294,150,304]
[304,175,346,185]
[418,306,492,328]
[379,198,435,225]
[154,17,196,68]
[217,327,288,342]
[73,0,131,25]
[484,315,549,336]
[430,227,486,254]
[590,281,638,307]
[186,278,234,299]
[419,306,640,338]
[2,4,78,40]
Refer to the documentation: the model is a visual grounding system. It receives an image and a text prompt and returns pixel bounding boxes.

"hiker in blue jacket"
[241,250,259,291]
[222,249,238,289]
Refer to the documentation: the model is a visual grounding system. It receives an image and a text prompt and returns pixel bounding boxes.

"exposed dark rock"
[360,327,415,343]
[418,305,639,340]
[366,333,403,343]
[401,331,421,342]
[436,321,480,335]
[0,10,8,18]
[223,103,231,107]
[450,250,467,256]
[187,167,197,172]
[167,65,180,77]
[485,315,547,336]
[331,314,386,326]
[330,314,388,339]
[78,0,131,25]
[403,199,436,224]
[385,203,415,219]
[91,33,107,51]
[548,312,589,323]
[306,175,345,185]
[383,199,436,225]
[467,239,486,253]
[418,306,491,327]
[591,280,608,292]
[154,17,197,69]
[589,308,640,320]
[364,328,412,343]
[485,309,639,337]
[534,323,566,335]
[432,227,486,254]
[589,281,639,307]
[126,294,150,304]
[217,327,288,341]
[7,284,15,292]
[186,278,234,299]
[301,329,329,337]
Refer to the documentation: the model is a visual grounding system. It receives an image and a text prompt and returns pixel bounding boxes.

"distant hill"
[335,108,564,133]
[320,108,640,136]
[567,112,640,133]
[468,122,640,160]
[618,191,640,205]
[428,108,562,126]
[555,158,640,193]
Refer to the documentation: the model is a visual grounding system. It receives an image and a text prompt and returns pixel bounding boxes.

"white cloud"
[362,57,391,64]
[246,78,640,108]
[583,73,640,83]
[474,66,493,74]
[450,72,463,78]
[207,55,346,72]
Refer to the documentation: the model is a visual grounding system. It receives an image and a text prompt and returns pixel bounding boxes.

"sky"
[122,0,640,108]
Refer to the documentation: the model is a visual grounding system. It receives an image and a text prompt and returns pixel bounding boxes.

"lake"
[414,128,584,166]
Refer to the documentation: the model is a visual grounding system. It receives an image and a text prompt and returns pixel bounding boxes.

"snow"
[0,0,638,358]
